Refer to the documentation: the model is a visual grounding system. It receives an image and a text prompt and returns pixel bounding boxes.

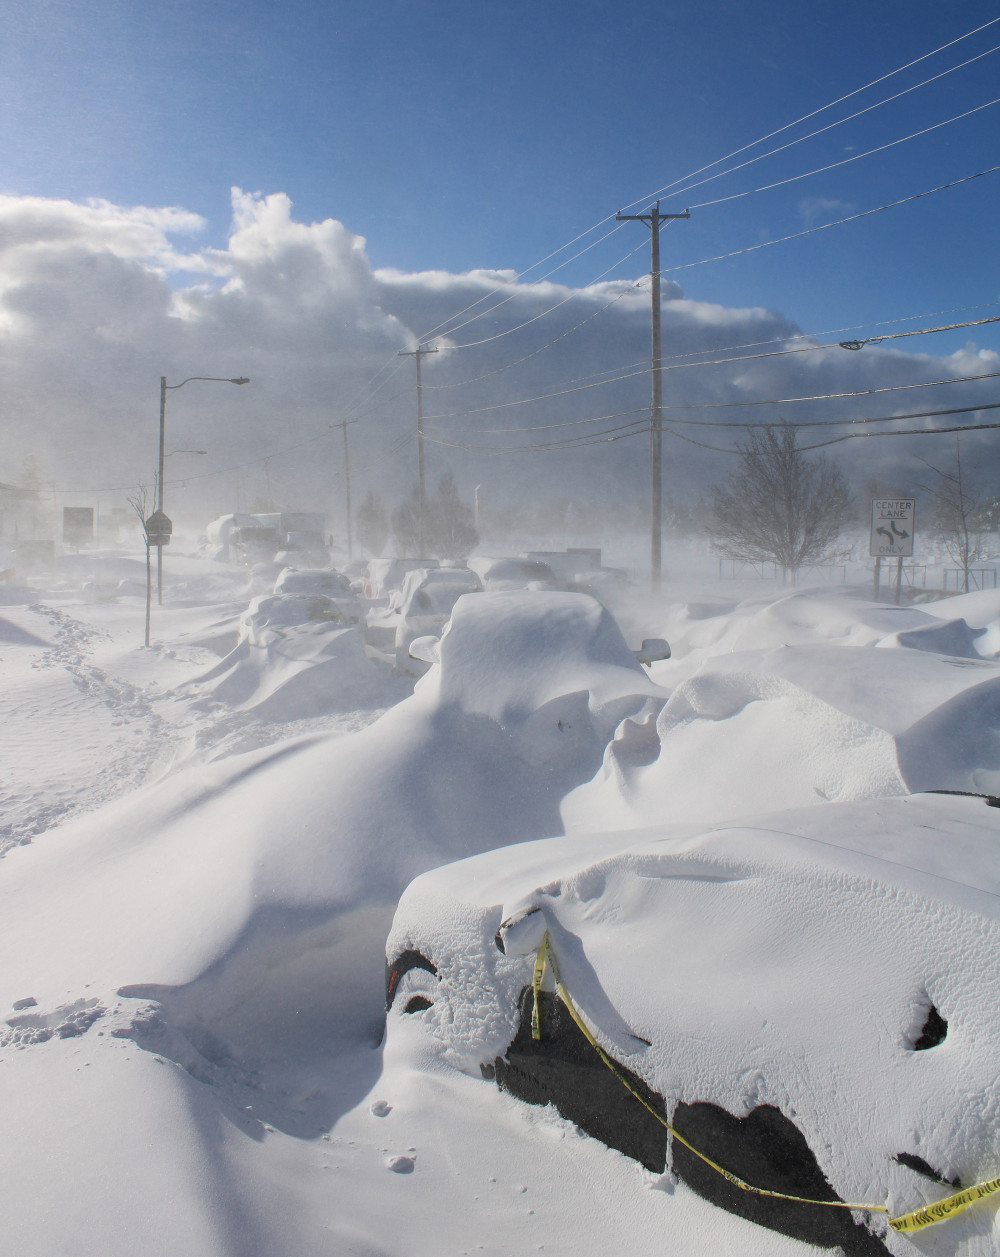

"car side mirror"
[408,635,441,665]
[634,637,670,666]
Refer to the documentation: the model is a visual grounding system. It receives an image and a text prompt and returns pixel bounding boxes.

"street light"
[156,375,249,603]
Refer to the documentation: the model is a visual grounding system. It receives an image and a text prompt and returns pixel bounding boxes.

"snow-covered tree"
[356,490,388,556]
[391,473,478,560]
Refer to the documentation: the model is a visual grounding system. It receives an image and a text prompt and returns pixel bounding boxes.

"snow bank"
[0,591,659,1254]
[566,588,1000,833]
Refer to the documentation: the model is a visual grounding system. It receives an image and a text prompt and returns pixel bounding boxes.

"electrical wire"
[667,165,1000,274]
[686,96,1000,212]
[664,400,1000,455]
[621,14,1000,213]
[658,41,1000,209]
[318,13,1000,428]
[439,234,650,350]
[420,275,650,390]
[425,369,1000,438]
[430,299,1000,400]
[311,19,1000,426]
[420,315,1000,429]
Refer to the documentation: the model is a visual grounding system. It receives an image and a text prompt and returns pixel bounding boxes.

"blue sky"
[2,0,999,518]
[4,0,998,338]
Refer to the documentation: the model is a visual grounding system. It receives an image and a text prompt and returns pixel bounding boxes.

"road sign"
[870,499,915,558]
[63,506,94,546]
[144,509,173,548]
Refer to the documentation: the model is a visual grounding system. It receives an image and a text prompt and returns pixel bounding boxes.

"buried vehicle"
[181,588,394,718]
[384,793,1000,1256]
[272,566,363,622]
[365,566,483,671]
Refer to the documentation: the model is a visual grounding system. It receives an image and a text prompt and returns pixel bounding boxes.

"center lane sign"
[870,498,915,558]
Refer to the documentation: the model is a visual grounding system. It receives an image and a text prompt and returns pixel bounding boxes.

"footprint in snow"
[386,1154,415,1173]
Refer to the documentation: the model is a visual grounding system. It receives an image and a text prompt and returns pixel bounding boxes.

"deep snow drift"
[3,550,1000,1256]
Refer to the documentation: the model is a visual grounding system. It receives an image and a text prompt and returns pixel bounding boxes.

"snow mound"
[570,589,1000,832]
[182,592,392,718]
[565,669,904,832]
[0,590,657,1122]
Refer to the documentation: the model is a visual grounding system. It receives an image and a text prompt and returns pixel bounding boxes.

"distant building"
[0,482,42,539]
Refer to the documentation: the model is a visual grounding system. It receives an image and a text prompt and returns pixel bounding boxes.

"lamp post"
[157,376,248,603]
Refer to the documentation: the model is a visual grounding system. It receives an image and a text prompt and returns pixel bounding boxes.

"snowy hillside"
[2,546,1000,1256]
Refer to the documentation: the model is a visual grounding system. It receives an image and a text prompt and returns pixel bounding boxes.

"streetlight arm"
[156,373,249,608]
[165,376,250,389]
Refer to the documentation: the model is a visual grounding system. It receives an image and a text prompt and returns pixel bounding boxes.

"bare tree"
[706,423,851,582]
[916,439,993,593]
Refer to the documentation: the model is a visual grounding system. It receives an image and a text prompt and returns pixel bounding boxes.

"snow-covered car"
[365,566,479,661]
[273,534,329,570]
[183,589,390,718]
[273,567,362,623]
[391,566,483,670]
[467,555,562,591]
[239,592,357,646]
[364,557,439,604]
[565,565,629,603]
[384,792,1000,1256]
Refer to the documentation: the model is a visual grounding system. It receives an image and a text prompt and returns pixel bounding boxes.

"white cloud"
[797,196,855,227]
[1,189,994,528]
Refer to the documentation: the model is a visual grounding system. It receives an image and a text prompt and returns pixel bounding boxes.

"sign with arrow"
[870,499,915,558]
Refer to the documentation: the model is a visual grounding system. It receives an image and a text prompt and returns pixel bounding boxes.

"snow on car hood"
[385,792,1000,1255]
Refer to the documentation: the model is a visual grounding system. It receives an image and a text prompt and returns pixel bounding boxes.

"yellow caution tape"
[528,932,999,1235]
[888,1177,1000,1232]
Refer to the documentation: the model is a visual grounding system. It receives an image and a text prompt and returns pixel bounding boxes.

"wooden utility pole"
[399,345,438,523]
[616,202,690,591]
[330,419,357,559]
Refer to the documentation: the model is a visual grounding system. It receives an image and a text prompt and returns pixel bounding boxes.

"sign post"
[870,499,916,603]
[142,511,172,646]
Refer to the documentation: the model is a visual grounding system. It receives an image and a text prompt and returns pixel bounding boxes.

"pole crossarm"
[616,209,691,226]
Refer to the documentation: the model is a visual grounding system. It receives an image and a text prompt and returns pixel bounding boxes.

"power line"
[420,275,649,390]
[659,41,1000,209]
[420,315,1000,428]
[427,369,1000,437]
[310,20,1000,427]
[665,400,1000,455]
[426,395,1000,460]
[621,14,1000,214]
[686,95,1000,212]
[427,299,1000,402]
[440,235,649,350]
[666,165,1000,274]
